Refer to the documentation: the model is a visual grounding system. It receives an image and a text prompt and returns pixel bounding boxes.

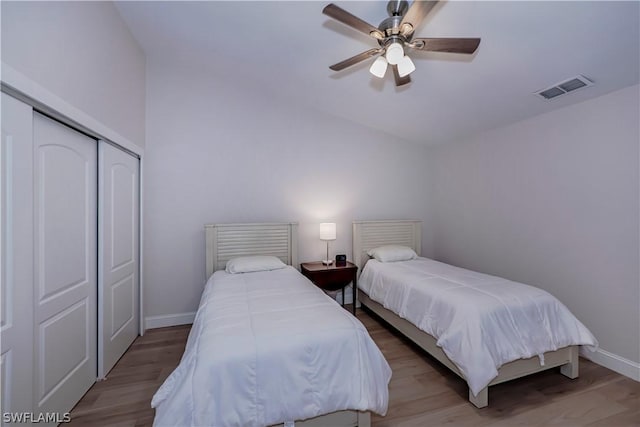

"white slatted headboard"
[205,222,299,278]
[352,220,422,274]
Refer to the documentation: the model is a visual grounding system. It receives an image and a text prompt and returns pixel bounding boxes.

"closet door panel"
[33,113,97,416]
[1,93,34,422]
[38,145,90,300]
[99,142,139,378]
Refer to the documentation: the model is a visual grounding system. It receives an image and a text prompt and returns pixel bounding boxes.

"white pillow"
[225,255,286,274]
[367,245,417,263]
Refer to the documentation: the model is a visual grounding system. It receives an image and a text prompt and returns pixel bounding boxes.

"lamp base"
[322,259,333,265]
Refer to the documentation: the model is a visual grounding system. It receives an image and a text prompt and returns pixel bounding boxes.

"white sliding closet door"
[1,94,35,422]
[98,141,139,378]
[33,113,97,417]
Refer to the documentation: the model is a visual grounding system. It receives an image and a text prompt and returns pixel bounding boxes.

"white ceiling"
[115,1,639,146]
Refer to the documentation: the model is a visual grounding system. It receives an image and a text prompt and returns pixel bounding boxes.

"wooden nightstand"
[300,261,358,315]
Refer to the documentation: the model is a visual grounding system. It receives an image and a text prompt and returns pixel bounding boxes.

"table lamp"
[319,223,336,265]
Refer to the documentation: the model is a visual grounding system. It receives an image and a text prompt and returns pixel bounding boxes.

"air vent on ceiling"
[534,75,594,100]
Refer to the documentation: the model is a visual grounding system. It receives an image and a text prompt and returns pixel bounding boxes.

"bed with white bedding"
[352,220,598,408]
[151,223,391,427]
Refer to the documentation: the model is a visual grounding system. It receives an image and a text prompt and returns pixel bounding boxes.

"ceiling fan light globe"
[397,55,416,77]
[385,42,404,65]
[369,56,388,78]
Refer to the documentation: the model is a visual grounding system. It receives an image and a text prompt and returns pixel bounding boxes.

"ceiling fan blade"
[392,65,411,86]
[329,48,383,71]
[323,3,384,40]
[411,38,481,54]
[400,1,439,37]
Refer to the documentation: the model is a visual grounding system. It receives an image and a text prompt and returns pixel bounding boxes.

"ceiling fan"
[323,0,480,86]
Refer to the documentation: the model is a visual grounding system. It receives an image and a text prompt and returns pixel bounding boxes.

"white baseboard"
[145,312,196,330]
[580,347,640,381]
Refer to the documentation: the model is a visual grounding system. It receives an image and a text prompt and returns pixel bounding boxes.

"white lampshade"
[385,42,404,65]
[319,223,336,241]
[397,55,416,77]
[369,56,388,78]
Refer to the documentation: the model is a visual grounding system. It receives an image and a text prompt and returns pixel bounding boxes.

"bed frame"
[204,222,371,427]
[352,220,579,409]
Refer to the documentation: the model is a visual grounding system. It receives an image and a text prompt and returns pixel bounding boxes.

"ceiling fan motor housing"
[379,16,403,38]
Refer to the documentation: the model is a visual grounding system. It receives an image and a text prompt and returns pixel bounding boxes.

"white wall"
[428,85,640,372]
[143,58,432,322]
[1,1,145,148]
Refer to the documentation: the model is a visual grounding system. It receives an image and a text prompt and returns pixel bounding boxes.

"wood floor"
[69,306,639,426]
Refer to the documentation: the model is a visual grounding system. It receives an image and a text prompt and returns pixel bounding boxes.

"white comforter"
[152,266,391,427]
[359,258,597,396]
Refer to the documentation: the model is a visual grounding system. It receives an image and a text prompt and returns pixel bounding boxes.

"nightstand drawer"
[306,268,354,291]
